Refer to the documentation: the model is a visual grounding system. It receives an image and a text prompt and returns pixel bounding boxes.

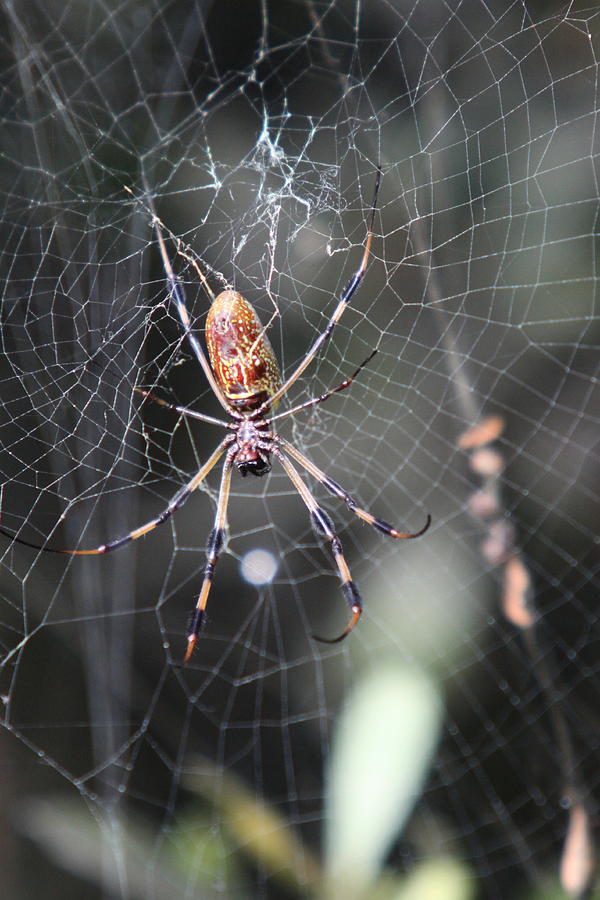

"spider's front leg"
[274,448,361,643]
[280,438,431,539]
[0,439,233,558]
[184,448,235,663]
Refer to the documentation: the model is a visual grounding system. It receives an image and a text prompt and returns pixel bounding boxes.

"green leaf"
[15,795,229,899]
[392,857,475,900]
[324,665,442,898]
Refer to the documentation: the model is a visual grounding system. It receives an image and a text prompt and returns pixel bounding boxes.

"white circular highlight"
[240,549,278,586]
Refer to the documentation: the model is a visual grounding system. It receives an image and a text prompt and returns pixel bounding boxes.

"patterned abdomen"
[205,290,282,410]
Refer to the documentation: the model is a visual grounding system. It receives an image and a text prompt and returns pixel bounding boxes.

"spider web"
[0,1,598,898]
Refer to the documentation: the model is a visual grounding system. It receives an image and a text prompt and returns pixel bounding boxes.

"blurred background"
[0,0,598,897]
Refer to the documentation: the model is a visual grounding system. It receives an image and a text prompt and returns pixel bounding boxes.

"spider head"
[236,456,271,477]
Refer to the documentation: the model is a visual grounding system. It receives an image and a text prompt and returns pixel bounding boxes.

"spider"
[2,170,430,663]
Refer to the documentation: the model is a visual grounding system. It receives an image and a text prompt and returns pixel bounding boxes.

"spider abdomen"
[206,290,281,411]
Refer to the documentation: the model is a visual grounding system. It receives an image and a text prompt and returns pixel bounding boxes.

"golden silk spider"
[2,170,430,663]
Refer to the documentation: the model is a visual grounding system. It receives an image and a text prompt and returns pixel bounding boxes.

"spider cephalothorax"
[0,168,430,664]
[232,419,273,477]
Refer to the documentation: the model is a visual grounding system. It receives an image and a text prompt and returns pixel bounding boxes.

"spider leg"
[255,168,381,416]
[135,388,232,428]
[0,438,232,556]
[146,200,232,415]
[267,350,377,425]
[274,448,361,644]
[279,438,431,539]
[184,448,235,663]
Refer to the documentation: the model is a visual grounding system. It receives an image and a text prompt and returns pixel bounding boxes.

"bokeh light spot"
[240,548,278,585]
